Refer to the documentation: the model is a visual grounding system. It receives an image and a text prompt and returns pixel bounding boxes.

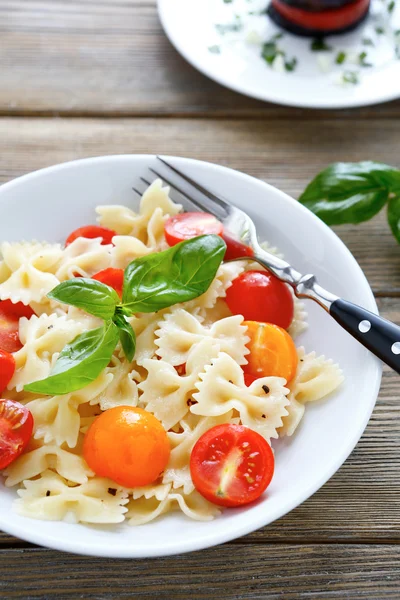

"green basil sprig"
[24,234,226,396]
[298,161,400,243]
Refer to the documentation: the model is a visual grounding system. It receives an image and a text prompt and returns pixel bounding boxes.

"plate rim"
[0,154,382,557]
[157,0,400,109]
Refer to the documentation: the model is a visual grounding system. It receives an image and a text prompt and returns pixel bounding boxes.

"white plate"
[0,155,381,557]
[158,0,400,108]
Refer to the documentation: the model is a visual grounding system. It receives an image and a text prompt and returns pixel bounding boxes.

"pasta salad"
[0,180,344,526]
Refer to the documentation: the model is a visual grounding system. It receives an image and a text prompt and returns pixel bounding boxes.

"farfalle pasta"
[0,179,343,527]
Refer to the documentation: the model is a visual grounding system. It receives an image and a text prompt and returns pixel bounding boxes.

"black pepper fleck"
[262,414,266,419]
[108,488,117,496]
[46,490,51,497]
[262,385,270,394]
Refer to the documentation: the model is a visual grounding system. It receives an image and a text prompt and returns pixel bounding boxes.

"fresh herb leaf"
[343,71,359,84]
[261,41,280,65]
[48,279,119,320]
[387,194,400,243]
[122,235,226,314]
[215,18,242,34]
[285,57,297,72]
[311,38,332,52]
[336,51,347,64]
[208,45,221,54]
[113,310,136,362]
[298,161,400,226]
[24,321,119,395]
[375,26,385,34]
[362,38,375,47]
[223,0,233,3]
[388,1,395,13]
[358,51,372,67]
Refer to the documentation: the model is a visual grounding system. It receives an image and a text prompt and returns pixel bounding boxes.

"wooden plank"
[0,117,398,292]
[1,544,400,598]
[0,292,399,549]
[1,1,399,117]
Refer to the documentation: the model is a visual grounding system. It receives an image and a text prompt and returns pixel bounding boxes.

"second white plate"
[158,0,400,108]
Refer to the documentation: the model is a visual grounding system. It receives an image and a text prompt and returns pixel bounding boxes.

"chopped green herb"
[215,20,243,34]
[388,0,395,13]
[375,26,385,34]
[396,46,400,59]
[359,51,372,67]
[343,71,359,84]
[362,37,375,47]
[311,38,332,51]
[261,41,280,65]
[335,51,346,64]
[223,0,233,3]
[208,45,221,54]
[272,32,283,41]
[285,57,297,72]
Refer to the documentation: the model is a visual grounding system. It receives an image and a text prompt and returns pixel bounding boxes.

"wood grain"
[0,117,398,292]
[1,0,399,118]
[1,544,400,599]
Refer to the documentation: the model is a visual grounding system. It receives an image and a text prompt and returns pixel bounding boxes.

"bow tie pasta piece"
[192,352,289,442]
[4,444,93,487]
[96,179,181,241]
[0,241,63,305]
[55,237,113,280]
[139,338,220,430]
[25,372,113,449]
[9,313,89,392]
[155,308,250,367]
[183,261,245,314]
[280,347,344,437]
[15,471,129,524]
[169,487,221,521]
[126,483,172,526]
[90,353,140,411]
[110,235,152,269]
[164,412,237,495]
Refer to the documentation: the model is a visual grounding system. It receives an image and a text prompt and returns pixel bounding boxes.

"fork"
[134,156,400,375]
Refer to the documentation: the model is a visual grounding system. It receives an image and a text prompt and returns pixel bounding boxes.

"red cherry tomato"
[65,225,116,247]
[222,233,254,261]
[0,350,16,393]
[190,423,274,507]
[271,0,369,33]
[225,270,294,329]
[243,373,258,387]
[0,399,34,470]
[92,268,124,298]
[164,212,223,247]
[0,300,34,353]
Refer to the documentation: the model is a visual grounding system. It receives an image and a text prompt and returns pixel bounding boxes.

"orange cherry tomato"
[83,406,170,488]
[243,373,258,387]
[225,270,294,330]
[0,399,34,470]
[92,268,124,298]
[190,424,274,507]
[0,350,16,393]
[0,300,34,354]
[164,212,223,247]
[243,321,298,382]
[65,225,116,247]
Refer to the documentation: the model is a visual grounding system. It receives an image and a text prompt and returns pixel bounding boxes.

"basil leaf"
[387,194,400,243]
[48,279,119,321]
[122,235,226,313]
[24,321,119,395]
[113,311,136,362]
[299,162,400,225]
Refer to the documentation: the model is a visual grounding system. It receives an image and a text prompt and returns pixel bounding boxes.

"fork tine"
[148,167,218,215]
[132,186,142,197]
[140,177,152,186]
[156,156,229,212]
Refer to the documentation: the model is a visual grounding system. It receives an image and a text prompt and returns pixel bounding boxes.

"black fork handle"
[330,299,400,373]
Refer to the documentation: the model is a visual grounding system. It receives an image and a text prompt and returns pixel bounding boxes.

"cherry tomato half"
[92,268,124,298]
[243,373,258,387]
[225,270,294,329]
[164,212,223,247]
[222,233,254,261]
[190,423,274,507]
[83,406,170,488]
[0,350,16,393]
[65,225,117,247]
[243,321,298,382]
[0,399,34,470]
[0,300,34,353]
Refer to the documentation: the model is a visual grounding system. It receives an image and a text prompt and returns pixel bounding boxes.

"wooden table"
[1,1,400,598]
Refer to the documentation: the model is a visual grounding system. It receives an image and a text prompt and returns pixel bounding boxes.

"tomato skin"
[65,225,116,246]
[0,350,16,393]
[190,424,274,507]
[83,406,170,488]
[243,373,258,387]
[222,233,254,261]
[0,300,35,354]
[164,212,224,246]
[225,270,294,329]
[0,399,34,470]
[243,321,298,382]
[92,268,124,298]
[270,0,370,33]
